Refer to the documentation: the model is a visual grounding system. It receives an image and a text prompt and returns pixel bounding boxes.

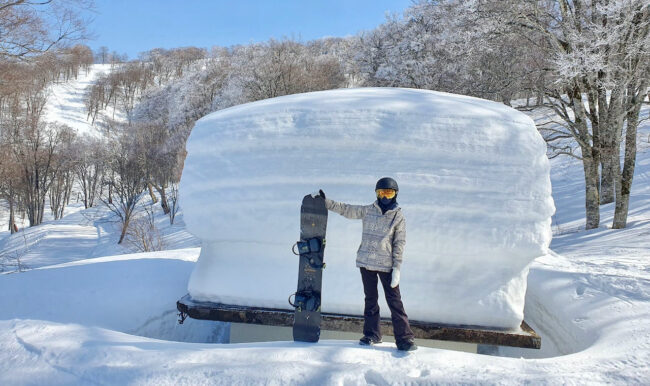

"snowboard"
[290,194,328,342]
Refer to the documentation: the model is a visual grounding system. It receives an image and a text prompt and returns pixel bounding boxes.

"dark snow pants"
[360,267,415,343]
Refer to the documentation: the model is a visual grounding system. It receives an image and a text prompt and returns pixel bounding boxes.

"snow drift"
[180,87,555,329]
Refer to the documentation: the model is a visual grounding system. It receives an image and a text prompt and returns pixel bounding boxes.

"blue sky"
[87,0,414,59]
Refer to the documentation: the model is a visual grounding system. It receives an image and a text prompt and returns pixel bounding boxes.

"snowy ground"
[0,198,200,271]
[43,64,119,136]
[0,91,648,384]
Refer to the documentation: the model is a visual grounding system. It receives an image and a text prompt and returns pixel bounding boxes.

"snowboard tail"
[290,194,328,342]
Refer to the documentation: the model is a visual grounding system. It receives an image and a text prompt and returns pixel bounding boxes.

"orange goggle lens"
[376,189,396,199]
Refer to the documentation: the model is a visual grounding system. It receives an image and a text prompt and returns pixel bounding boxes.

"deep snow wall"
[180,88,555,329]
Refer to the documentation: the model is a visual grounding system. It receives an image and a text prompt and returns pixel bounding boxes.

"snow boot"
[359,336,382,346]
[396,339,418,351]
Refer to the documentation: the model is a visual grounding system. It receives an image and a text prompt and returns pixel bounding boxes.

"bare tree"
[85,75,105,124]
[48,127,76,219]
[49,168,73,220]
[0,248,27,272]
[124,204,164,252]
[84,62,157,124]
[72,135,105,209]
[13,122,74,226]
[168,182,179,225]
[0,140,21,233]
[102,128,146,244]
[130,121,180,214]
[96,46,109,64]
[2,57,73,227]
[0,0,93,60]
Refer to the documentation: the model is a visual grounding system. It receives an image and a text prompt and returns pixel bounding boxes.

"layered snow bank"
[180,87,555,329]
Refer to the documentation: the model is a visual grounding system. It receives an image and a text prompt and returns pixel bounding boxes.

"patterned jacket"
[325,198,406,272]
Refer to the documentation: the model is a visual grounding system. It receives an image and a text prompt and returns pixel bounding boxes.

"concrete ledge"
[177,294,540,349]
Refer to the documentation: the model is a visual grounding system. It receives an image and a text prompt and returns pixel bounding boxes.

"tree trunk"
[27,201,36,227]
[148,183,158,204]
[600,147,616,204]
[566,83,600,230]
[613,93,643,228]
[118,219,129,244]
[8,197,16,234]
[65,180,73,206]
[582,150,601,229]
[154,184,170,214]
[38,197,45,224]
[599,86,626,205]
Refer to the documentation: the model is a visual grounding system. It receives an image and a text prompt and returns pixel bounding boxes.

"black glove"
[311,190,326,199]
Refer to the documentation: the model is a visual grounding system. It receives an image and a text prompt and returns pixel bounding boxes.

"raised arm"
[324,198,367,220]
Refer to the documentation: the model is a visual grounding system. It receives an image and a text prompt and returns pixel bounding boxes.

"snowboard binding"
[288,290,322,312]
[292,237,327,269]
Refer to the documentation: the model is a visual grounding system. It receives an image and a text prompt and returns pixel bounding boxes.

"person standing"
[315,177,417,351]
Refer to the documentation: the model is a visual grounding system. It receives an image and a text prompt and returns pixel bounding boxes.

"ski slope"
[43,64,114,136]
[0,80,648,384]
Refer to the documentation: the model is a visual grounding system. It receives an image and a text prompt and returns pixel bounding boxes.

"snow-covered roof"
[180,87,555,329]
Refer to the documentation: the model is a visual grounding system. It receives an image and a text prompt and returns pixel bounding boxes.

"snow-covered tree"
[501,0,650,229]
[348,1,543,104]
[230,39,345,102]
[346,0,647,229]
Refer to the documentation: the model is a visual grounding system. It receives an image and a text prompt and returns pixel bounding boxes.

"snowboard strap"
[288,290,321,312]
[292,237,323,255]
[292,238,326,269]
[302,254,326,270]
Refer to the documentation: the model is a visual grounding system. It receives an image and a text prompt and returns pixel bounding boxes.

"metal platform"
[177,294,540,349]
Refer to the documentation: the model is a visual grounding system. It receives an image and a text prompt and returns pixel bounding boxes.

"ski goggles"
[376,189,396,199]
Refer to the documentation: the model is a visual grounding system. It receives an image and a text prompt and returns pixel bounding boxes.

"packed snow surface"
[180,87,555,329]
